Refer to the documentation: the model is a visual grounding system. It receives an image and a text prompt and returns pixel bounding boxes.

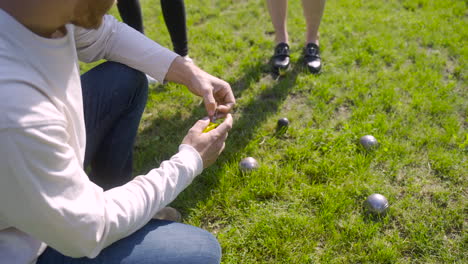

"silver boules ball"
[277,118,289,129]
[276,118,289,134]
[239,157,259,171]
[359,135,379,150]
[364,193,389,215]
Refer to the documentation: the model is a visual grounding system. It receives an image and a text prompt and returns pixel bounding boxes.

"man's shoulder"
[0,80,66,130]
[0,45,65,129]
[0,15,68,130]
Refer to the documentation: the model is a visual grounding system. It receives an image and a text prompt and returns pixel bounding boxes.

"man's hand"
[182,114,233,168]
[165,57,236,118]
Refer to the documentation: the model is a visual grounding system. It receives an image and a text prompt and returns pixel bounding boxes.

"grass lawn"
[82,0,467,263]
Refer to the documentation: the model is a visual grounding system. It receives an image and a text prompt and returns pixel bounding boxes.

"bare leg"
[301,0,326,45]
[266,0,289,44]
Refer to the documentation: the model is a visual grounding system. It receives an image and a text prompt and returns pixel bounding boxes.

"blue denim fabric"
[37,220,222,264]
[82,61,148,190]
[36,62,221,263]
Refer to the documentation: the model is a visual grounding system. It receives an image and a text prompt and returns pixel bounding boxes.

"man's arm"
[74,15,178,83]
[74,15,235,117]
[0,124,203,258]
[165,56,236,117]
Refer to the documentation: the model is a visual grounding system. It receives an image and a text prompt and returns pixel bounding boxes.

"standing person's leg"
[266,0,290,72]
[302,0,325,45]
[37,219,222,264]
[161,0,189,57]
[81,62,148,190]
[301,0,326,73]
[266,0,288,44]
[117,0,145,33]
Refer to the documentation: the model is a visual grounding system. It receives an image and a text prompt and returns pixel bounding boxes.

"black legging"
[117,0,189,56]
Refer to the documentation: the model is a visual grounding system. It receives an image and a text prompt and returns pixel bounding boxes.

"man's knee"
[104,62,148,108]
[190,228,222,264]
[126,67,148,108]
[144,221,222,264]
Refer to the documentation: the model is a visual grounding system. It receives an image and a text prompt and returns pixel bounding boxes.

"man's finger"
[212,114,233,135]
[217,142,226,155]
[217,103,235,114]
[191,118,211,132]
[214,83,236,112]
[203,92,217,117]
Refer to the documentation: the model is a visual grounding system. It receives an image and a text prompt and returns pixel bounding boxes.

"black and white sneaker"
[271,42,290,74]
[304,43,322,74]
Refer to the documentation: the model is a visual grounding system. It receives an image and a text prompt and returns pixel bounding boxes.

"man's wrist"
[178,144,204,176]
[165,56,199,87]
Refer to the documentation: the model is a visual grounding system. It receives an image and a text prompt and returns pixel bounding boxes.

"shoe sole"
[272,64,290,76]
[307,65,322,74]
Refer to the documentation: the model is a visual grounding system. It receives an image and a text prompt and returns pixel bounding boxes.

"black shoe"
[271,42,290,71]
[304,43,321,74]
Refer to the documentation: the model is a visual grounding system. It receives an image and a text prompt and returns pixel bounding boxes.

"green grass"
[82,0,467,262]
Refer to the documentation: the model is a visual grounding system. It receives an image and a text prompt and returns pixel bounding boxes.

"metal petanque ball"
[276,118,289,134]
[359,135,379,150]
[364,193,389,216]
[239,157,259,171]
[277,118,289,129]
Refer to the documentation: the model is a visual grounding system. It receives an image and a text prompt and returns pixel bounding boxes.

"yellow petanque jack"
[203,117,225,133]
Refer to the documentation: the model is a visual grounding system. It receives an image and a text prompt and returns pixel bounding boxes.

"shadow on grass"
[133,60,302,215]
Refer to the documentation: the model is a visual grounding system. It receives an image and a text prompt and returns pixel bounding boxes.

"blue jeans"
[37,219,221,264]
[82,61,148,190]
[37,62,221,263]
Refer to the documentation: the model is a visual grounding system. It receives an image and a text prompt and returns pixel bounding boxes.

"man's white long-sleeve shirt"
[0,9,203,264]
